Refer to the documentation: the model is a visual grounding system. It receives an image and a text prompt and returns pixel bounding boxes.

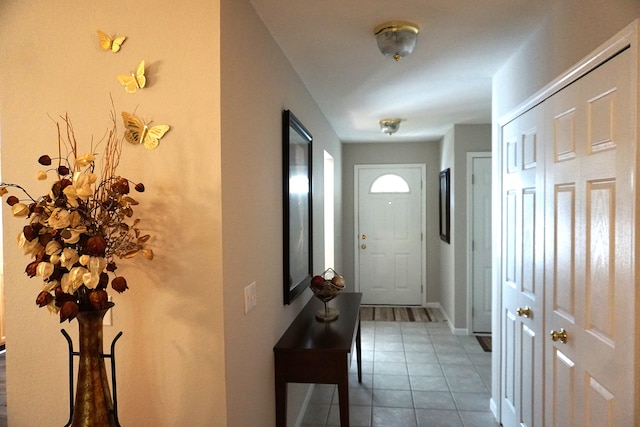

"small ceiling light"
[379,118,401,135]
[374,21,420,61]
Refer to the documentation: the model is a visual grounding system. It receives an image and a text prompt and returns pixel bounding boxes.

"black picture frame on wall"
[439,168,450,243]
[282,110,313,304]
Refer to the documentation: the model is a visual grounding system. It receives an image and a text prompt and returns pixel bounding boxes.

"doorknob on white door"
[516,306,532,318]
[550,328,568,344]
[361,244,366,249]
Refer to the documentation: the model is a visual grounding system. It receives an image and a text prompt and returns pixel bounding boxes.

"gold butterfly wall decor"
[117,60,146,94]
[122,112,170,150]
[97,30,126,53]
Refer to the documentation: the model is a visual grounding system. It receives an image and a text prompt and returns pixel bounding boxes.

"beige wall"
[439,124,491,331]
[0,1,226,425]
[0,0,226,425]
[0,0,341,425]
[221,1,342,426]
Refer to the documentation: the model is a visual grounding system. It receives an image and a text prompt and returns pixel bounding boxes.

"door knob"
[361,234,367,240]
[361,244,366,249]
[550,328,568,344]
[516,306,532,318]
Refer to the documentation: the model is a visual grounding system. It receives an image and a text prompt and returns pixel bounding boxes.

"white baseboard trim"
[490,397,499,421]
[427,302,468,335]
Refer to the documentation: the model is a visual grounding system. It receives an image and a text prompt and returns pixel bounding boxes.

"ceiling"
[249,0,557,143]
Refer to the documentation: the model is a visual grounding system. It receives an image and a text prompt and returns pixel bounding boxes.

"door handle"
[516,306,532,318]
[361,244,366,249]
[550,328,568,344]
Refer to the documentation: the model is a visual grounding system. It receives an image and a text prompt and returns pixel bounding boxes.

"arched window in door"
[369,173,410,193]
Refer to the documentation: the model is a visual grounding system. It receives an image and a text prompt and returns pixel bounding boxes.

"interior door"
[470,154,492,333]
[356,165,424,305]
[500,106,545,427]
[544,48,635,427]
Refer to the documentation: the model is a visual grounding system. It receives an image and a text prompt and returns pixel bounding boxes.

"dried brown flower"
[36,291,54,307]
[86,235,107,257]
[111,276,128,293]
[38,155,52,166]
[59,301,79,323]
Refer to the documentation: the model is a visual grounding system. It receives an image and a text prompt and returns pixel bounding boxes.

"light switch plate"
[244,281,257,314]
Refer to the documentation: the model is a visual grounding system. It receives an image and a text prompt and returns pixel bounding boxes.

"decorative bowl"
[310,268,345,321]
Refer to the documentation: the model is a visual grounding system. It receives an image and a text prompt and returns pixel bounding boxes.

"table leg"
[338,372,350,426]
[356,319,362,383]
[275,376,287,427]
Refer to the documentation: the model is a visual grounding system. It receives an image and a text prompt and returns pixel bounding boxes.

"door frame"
[466,152,492,334]
[353,164,427,306]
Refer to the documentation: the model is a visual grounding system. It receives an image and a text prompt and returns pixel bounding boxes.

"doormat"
[360,306,434,322]
[476,335,492,352]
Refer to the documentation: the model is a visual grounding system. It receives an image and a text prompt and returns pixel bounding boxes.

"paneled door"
[500,106,545,427]
[355,165,424,305]
[469,153,493,333]
[544,48,634,427]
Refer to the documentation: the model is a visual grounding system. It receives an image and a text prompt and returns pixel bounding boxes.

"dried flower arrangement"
[0,110,153,322]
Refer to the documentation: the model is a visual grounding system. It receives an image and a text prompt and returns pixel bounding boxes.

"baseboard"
[490,397,499,421]
[427,302,468,335]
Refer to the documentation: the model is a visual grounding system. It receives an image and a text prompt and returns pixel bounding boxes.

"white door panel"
[470,155,492,333]
[544,49,634,427]
[500,106,545,427]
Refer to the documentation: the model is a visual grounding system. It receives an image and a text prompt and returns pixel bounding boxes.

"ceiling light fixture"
[374,21,420,61]
[379,118,402,135]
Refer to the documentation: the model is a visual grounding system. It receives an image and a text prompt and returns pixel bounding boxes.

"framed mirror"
[282,110,313,304]
[439,168,450,243]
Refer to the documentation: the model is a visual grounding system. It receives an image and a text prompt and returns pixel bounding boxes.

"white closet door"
[500,105,545,427]
[544,48,635,427]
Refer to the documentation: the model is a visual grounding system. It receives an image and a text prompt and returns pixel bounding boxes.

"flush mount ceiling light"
[379,118,402,135]
[374,21,420,61]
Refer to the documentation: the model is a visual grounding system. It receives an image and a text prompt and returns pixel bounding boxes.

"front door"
[355,165,424,305]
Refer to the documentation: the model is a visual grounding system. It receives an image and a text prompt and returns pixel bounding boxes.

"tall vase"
[71,305,117,427]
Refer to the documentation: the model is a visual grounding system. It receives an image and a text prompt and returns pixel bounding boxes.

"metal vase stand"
[61,328,123,427]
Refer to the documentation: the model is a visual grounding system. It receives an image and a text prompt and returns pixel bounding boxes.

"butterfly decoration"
[122,112,170,150]
[97,30,126,53]
[117,60,146,94]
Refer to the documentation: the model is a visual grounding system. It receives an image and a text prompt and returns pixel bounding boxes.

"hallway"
[301,319,496,427]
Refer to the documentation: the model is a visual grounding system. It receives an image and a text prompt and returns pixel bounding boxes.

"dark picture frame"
[282,110,313,304]
[439,168,450,243]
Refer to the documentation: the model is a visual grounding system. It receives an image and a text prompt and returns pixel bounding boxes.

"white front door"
[355,165,424,305]
[469,154,492,333]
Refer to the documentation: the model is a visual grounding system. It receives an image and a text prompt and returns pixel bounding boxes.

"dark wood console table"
[274,292,362,427]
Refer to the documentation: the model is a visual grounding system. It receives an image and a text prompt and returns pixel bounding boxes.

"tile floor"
[301,320,499,427]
